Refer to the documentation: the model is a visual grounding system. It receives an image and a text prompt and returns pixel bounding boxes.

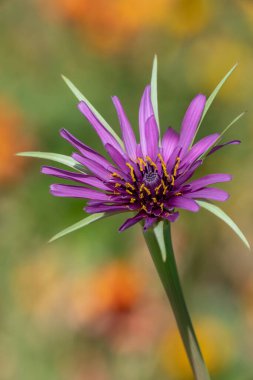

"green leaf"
[197,200,250,250]
[153,221,166,261]
[219,111,245,140]
[193,63,238,144]
[151,55,160,133]
[61,75,124,148]
[16,151,85,172]
[49,213,105,242]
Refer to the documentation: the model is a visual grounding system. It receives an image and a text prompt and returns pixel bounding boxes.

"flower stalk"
[144,221,211,380]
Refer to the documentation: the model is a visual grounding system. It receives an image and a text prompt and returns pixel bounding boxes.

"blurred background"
[0,0,253,379]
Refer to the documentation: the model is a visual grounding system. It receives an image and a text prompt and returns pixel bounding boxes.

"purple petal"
[185,188,230,201]
[179,94,206,156]
[60,128,111,168]
[174,160,203,187]
[86,204,128,214]
[119,213,145,232]
[41,166,109,190]
[78,101,123,153]
[50,184,110,200]
[181,133,220,165]
[162,212,179,222]
[72,153,111,181]
[139,85,157,157]
[207,140,241,156]
[143,217,158,231]
[112,96,137,160]
[188,174,232,191]
[105,143,127,172]
[162,127,179,163]
[167,197,200,212]
[145,115,159,161]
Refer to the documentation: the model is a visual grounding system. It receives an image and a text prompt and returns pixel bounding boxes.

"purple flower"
[42,85,236,232]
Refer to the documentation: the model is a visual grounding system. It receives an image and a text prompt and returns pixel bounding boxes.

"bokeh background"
[0,0,253,379]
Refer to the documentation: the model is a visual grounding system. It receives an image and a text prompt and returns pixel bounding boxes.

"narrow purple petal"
[181,133,220,166]
[60,128,111,168]
[50,184,110,200]
[162,127,179,163]
[207,140,241,156]
[86,204,128,214]
[167,197,200,212]
[72,153,111,181]
[136,143,143,158]
[179,94,206,156]
[174,160,203,187]
[78,101,124,153]
[143,217,158,231]
[112,96,137,160]
[41,166,109,190]
[105,143,127,172]
[162,212,179,222]
[119,213,145,232]
[145,115,159,161]
[184,188,230,201]
[139,85,157,157]
[188,174,232,191]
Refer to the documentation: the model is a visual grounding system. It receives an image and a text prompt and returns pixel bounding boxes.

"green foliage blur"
[0,0,252,379]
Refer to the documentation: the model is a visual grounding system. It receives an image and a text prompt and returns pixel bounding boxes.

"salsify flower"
[41,85,236,232]
[19,59,249,380]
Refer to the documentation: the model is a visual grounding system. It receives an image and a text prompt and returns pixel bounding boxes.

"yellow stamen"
[125,182,135,190]
[155,183,162,195]
[139,183,145,192]
[139,193,144,199]
[137,157,146,171]
[173,157,181,177]
[126,189,133,195]
[130,198,136,203]
[175,192,182,196]
[143,186,151,196]
[171,176,175,186]
[152,197,157,203]
[161,179,168,195]
[141,205,148,213]
[160,203,164,211]
[146,156,158,170]
[114,183,121,188]
[126,162,136,182]
[112,172,123,180]
[158,153,169,179]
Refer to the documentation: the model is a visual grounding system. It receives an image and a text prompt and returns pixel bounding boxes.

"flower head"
[42,83,237,232]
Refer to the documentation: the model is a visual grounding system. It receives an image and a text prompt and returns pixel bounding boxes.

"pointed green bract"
[197,201,250,250]
[16,151,85,173]
[151,55,160,134]
[192,63,238,145]
[219,111,245,140]
[49,213,105,242]
[61,75,124,148]
[153,221,166,261]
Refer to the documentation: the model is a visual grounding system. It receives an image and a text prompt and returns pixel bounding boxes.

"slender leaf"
[153,221,166,261]
[61,75,124,148]
[199,112,245,159]
[197,200,250,250]
[16,151,85,173]
[192,64,238,145]
[151,55,160,133]
[219,111,245,140]
[49,213,105,242]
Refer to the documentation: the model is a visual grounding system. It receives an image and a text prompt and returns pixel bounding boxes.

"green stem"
[143,221,211,380]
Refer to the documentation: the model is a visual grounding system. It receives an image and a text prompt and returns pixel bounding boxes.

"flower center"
[143,168,160,188]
